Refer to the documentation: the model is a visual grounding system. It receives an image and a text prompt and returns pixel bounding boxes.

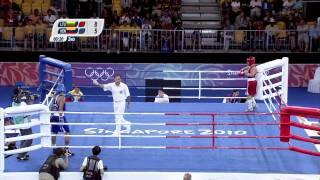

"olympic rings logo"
[84,67,115,81]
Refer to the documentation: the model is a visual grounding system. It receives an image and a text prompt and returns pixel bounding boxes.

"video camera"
[12,87,39,104]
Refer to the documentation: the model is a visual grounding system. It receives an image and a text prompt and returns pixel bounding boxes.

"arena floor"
[4,102,320,174]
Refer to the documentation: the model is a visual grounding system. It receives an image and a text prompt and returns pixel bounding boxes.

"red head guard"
[247,56,256,66]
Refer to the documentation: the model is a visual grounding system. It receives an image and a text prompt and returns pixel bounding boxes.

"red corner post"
[280,109,290,142]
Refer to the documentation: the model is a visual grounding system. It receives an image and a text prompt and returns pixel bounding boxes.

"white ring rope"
[4,121,40,130]
[4,145,43,155]
[5,133,44,143]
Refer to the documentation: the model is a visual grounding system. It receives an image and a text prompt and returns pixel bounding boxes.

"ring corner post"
[0,108,5,174]
[40,106,51,148]
[281,57,289,104]
[280,108,290,142]
[64,64,73,93]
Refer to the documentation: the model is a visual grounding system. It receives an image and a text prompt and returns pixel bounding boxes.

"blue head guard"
[55,84,66,94]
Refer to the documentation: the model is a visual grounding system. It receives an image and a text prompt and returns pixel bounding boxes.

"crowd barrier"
[0,28,318,52]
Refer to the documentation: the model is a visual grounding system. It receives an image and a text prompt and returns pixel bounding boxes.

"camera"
[12,87,39,104]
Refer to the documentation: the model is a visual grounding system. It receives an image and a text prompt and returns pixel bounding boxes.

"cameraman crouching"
[39,148,69,180]
[12,87,33,160]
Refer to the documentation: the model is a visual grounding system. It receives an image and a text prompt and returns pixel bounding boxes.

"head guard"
[247,56,256,66]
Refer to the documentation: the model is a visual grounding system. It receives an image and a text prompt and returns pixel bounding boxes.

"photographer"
[80,146,105,180]
[39,148,69,180]
[12,87,33,160]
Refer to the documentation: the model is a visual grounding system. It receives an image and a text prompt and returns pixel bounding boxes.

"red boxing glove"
[239,71,245,76]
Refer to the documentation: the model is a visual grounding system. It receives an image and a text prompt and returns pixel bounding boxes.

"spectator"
[223,90,241,103]
[174,20,184,52]
[39,148,69,180]
[293,0,303,11]
[121,0,133,9]
[282,0,294,15]
[44,10,57,27]
[119,11,131,25]
[265,17,279,50]
[297,19,309,52]
[131,11,142,27]
[141,19,152,50]
[250,0,262,18]
[5,9,18,27]
[287,16,297,51]
[29,9,41,25]
[192,30,201,51]
[309,21,319,52]
[80,146,105,180]
[130,22,140,52]
[118,20,131,51]
[223,19,235,51]
[231,0,241,23]
[154,89,169,103]
[24,18,35,50]
[152,0,162,17]
[160,12,172,29]
[262,0,272,16]
[234,11,250,30]
[35,18,48,49]
[231,0,241,14]
[183,173,192,180]
[68,87,84,102]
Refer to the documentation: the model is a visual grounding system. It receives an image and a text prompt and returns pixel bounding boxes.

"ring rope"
[48,145,290,150]
[48,122,282,126]
[48,134,287,139]
[5,133,43,143]
[49,111,281,116]
[146,78,248,81]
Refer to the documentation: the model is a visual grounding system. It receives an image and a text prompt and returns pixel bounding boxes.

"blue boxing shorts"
[50,116,70,133]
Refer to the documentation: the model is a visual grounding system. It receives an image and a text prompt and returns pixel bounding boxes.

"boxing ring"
[1,57,320,180]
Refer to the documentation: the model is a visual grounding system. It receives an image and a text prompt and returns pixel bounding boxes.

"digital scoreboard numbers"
[50,19,104,42]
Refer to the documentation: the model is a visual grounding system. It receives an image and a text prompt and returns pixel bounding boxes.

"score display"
[50,19,104,42]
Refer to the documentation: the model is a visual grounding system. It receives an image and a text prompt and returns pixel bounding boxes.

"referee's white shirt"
[103,82,130,102]
[154,94,169,103]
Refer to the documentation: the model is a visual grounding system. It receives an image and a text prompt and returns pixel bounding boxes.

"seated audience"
[68,87,84,102]
[223,90,241,103]
[154,89,169,103]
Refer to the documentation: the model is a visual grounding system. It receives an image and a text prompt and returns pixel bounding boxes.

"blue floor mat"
[5,102,320,174]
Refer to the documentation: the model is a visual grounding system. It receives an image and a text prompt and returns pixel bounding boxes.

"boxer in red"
[240,56,257,111]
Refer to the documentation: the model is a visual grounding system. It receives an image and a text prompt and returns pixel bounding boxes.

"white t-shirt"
[154,94,169,103]
[250,0,262,8]
[81,157,104,171]
[43,15,57,27]
[103,82,130,102]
